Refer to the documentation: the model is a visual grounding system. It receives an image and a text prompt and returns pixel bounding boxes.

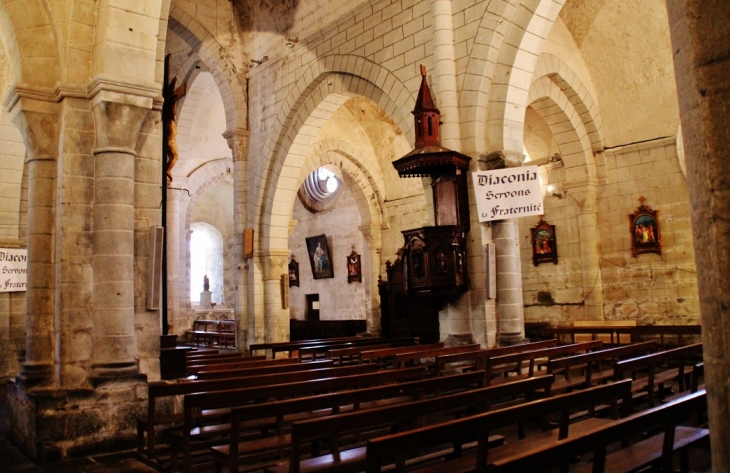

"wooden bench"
[484,340,603,385]
[615,324,702,349]
[393,344,482,371]
[138,364,379,460]
[217,320,236,348]
[212,371,489,473]
[546,340,658,392]
[297,337,418,362]
[360,342,445,367]
[250,336,377,358]
[433,340,558,377]
[363,379,634,473]
[265,375,556,473]
[187,356,299,375]
[185,320,222,346]
[175,367,428,471]
[614,342,703,407]
[195,360,334,380]
[326,340,418,365]
[487,390,708,473]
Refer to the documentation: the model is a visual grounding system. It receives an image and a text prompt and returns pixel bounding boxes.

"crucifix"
[160,54,187,336]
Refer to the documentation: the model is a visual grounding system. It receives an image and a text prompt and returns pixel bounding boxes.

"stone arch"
[184,158,235,228]
[299,140,386,230]
[528,76,595,176]
[532,53,604,152]
[167,6,245,131]
[0,0,61,88]
[255,56,414,251]
[461,0,565,154]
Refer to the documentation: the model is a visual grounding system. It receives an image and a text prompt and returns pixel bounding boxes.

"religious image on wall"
[530,218,558,266]
[289,256,299,287]
[347,248,361,283]
[306,234,334,279]
[629,196,661,257]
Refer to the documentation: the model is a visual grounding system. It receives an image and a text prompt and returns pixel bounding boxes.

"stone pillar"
[359,224,383,334]
[6,93,60,387]
[429,0,460,150]
[261,249,290,344]
[482,151,527,345]
[224,128,251,351]
[166,185,189,335]
[569,184,604,320]
[666,0,730,469]
[90,92,150,378]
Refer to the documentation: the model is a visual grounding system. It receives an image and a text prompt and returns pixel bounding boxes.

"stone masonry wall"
[520,137,699,326]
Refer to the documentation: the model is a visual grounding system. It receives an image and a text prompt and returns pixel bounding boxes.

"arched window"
[190,222,224,305]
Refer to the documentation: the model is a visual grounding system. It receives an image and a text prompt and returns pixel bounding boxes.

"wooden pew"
[326,341,417,366]
[212,371,488,473]
[363,380,634,473]
[613,342,703,406]
[217,320,236,348]
[186,352,252,363]
[195,360,334,380]
[297,337,417,362]
[187,357,299,375]
[185,320,221,346]
[249,336,368,358]
[487,390,708,473]
[175,367,428,471]
[484,340,603,385]
[546,340,658,393]
[265,376,556,473]
[434,340,558,377]
[393,344,482,371]
[360,342,445,367]
[138,364,378,460]
[615,324,701,349]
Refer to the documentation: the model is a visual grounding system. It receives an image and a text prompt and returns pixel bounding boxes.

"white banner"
[472,166,544,222]
[0,248,27,292]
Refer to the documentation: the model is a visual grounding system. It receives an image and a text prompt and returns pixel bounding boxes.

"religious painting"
[347,249,362,283]
[531,218,558,266]
[306,234,334,279]
[288,256,299,287]
[629,197,661,257]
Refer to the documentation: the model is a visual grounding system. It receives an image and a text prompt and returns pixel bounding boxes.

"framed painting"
[306,234,334,279]
[288,256,299,287]
[629,196,661,257]
[347,249,361,283]
[531,218,558,266]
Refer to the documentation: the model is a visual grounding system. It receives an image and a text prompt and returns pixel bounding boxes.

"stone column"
[261,249,290,344]
[166,185,189,336]
[90,92,151,378]
[359,224,383,334]
[569,184,604,320]
[666,0,730,469]
[224,128,251,351]
[6,93,60,387]
[482,151,528,345]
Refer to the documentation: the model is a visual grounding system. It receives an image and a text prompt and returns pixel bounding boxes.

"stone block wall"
[289,177,367,321]
[520,137,699,326]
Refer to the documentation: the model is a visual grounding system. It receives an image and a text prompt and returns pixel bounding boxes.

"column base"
[90,362,140,380]
[17,362,54,389]
[7,375,147,462]
[446,333,475,346]
[497,333,529,346]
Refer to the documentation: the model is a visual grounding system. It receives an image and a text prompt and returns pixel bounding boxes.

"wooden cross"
[638,195,646,206]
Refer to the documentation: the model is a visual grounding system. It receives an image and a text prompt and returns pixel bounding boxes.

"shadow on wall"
[232,0,300,33]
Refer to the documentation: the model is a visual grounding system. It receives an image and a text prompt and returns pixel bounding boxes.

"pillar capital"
[89,79,157,155]
[4,86,61,162]
[223,127,250,162]
[258,249,291,280]
[478,150,525,169]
